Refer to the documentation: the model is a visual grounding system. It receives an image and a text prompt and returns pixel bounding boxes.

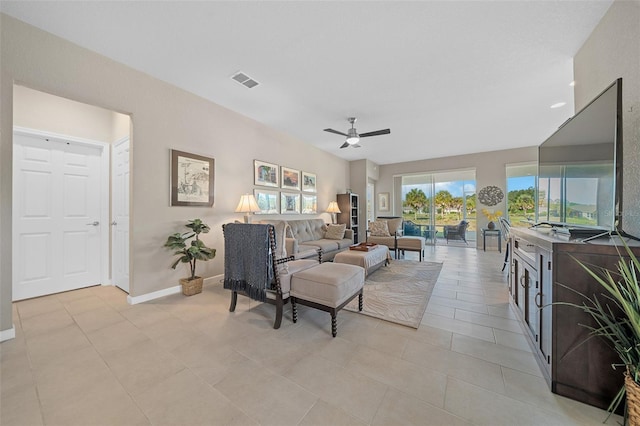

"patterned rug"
[345,260,443,328]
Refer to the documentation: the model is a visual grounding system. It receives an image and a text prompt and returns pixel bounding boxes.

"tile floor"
[1,246,621,425]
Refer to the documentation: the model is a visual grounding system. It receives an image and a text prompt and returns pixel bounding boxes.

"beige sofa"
[260,218,354,262]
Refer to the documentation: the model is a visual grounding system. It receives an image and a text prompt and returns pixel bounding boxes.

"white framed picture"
[281,167,300,190]
[254,160,279,187]
[281,192,301,214]
[302,171,317,193]
[254,189,279,214]
[301,194,317,214]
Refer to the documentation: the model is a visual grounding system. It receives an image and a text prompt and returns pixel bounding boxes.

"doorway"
[12,85,131,300]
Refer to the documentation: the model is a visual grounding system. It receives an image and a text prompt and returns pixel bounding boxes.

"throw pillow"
[325,224,346,240]
[369,220,390,237]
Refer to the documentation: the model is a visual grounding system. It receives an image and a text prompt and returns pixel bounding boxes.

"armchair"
[366,216,403,257]
[222,223,318,329]
[444,220,469,244]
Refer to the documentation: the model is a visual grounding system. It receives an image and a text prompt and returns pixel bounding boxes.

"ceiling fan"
[324,117,391,149]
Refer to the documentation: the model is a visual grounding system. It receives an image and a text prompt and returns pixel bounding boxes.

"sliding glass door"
[399,169,476,244]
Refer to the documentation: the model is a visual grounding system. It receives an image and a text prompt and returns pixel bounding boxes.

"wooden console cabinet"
[509,227,640,410]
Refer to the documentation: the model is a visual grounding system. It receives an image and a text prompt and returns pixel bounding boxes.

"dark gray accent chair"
[444,220,469,244]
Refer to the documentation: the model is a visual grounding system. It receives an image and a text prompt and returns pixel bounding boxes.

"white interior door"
[112,137,130,293]
[13,131,105,300]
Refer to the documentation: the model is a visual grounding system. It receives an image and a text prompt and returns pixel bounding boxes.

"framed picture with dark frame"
[254,189,279,214]
[302,171,317,193]
[170,149,215,207]
[301,194,317,214]
[254,160,279,187]
[281,192,301,214]
[281,167,301,190]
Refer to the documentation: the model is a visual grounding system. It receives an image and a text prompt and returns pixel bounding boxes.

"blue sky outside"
[402,181,476,198]
[402,176,536,199]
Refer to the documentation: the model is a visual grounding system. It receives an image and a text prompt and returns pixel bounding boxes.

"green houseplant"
[164,218,216,296]
[561,239,640,424]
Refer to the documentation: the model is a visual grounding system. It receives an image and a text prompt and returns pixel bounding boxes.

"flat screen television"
[537,78,622,236]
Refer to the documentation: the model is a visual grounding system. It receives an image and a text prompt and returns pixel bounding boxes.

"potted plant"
[164,218,216,296]
[481,208,503,230]
[562,240,640,424]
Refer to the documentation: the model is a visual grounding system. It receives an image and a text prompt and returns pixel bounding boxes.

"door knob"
[86,221,100,226]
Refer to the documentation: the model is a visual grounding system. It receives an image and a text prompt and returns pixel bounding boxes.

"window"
[506,163,537,228]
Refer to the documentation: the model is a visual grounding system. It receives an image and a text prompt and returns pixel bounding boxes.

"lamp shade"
[235,194,260,213]
[326,201,341,214]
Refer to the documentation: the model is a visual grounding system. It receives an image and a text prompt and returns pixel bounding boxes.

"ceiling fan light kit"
[324,117,390,149]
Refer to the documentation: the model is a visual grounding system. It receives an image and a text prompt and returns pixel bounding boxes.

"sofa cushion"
[287,219,326,243]
[383,217,404,236]
[300,239,340,253]
[325,224,346,240]
[369,220,390,237]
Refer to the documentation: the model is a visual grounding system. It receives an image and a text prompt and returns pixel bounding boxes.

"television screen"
[538,78,621,232]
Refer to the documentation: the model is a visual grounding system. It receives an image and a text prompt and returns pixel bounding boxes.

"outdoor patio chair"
[444,220,469,244]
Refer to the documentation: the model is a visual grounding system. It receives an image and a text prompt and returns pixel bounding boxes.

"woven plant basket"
[179,277,203,296]
[626,371,640,426]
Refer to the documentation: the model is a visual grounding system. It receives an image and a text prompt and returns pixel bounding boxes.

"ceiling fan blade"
[324,128,349,137]
[359,129,391,138]
[339,141,350,149]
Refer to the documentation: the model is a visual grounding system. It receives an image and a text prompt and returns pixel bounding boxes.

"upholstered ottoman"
[333,245,389,276]
[290,263,364,337]
[396,236,426,261]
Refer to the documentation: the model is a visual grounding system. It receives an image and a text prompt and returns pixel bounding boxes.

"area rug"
[345,260,443,328]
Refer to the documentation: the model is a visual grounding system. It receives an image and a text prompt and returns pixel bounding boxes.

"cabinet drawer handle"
[535,292,542,308]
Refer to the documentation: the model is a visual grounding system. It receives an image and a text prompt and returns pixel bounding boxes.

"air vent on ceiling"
[231,71,259,89]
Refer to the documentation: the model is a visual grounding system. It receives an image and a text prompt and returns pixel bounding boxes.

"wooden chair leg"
[292,297,298,323]
[274,296,284,329]
[358,292,363,311]
[229,291,238,312]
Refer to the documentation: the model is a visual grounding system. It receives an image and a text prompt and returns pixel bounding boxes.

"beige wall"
[13,84,128,143]
[376,147,538,241]
[0,14,349,333]
[573,0,640,237]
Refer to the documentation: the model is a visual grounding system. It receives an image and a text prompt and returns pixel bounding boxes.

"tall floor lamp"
[235,194,260,223]
[326,201,341,224]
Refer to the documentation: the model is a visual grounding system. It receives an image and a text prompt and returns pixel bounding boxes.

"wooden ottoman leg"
[292,297,298,323]
[331,309,337,337]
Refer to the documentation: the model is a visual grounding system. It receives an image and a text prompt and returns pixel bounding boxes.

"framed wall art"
[301,194,317,214]
[302,171,317,193]
[378,192,390,212]
[281,192,301,214]
[254,160,279,187]
[281,167,301,190]
[254,189,279,214]
[170,149,215,207]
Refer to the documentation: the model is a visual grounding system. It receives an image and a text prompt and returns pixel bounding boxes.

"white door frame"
[13,126,111,288]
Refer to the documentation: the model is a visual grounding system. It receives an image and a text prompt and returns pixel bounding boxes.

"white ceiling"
[1,1,613,165]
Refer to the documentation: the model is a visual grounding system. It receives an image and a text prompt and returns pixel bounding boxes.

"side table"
[482,228,501,253]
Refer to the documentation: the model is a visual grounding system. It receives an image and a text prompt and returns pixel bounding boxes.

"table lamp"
[235,194,260,223]
[326,201,341,224]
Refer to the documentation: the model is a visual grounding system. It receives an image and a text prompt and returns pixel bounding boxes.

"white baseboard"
[127,285,181,305]
[126,274,224,305]
[204,274,224,286]
[0,325,16,342]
